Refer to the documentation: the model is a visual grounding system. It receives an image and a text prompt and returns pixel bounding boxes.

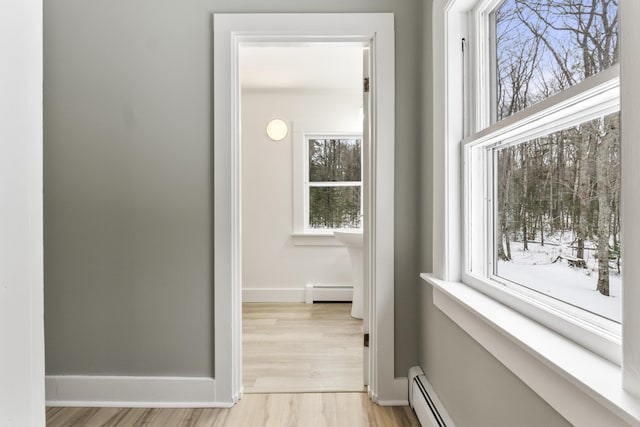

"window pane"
[494,112,620,322]
[309,138,361,182]
[494,0,619,121]
[309,186,361,229]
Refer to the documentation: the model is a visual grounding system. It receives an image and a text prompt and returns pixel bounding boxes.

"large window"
[431,0,640,420]
[464,0,620,355]
[305,135,363,231]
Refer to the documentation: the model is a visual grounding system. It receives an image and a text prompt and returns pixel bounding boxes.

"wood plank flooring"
[46,304,422,426]
[243,303,364,393]
[46,393,420,426]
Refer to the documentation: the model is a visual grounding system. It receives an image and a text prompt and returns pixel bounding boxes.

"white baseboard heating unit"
[305,284,353,303]
[409,366,456,427]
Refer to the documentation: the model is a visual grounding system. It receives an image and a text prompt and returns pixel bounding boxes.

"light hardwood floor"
[46,393,419,426]
[46,304,422,426]
[243,303,363,393]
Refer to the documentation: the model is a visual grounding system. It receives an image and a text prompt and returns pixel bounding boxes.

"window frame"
[304,133,363,232]
[464,69,622,363]
[293,131,363,240]
[463,0,622,364]
[428,0,640,421]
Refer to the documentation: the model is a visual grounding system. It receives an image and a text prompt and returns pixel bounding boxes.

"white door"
[362,46,371,387]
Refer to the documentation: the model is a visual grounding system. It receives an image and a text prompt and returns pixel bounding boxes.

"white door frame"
[213,13,407,406]
[1,0,45,424]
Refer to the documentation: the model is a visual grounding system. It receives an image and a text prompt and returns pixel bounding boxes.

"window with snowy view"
[489,0,620,322]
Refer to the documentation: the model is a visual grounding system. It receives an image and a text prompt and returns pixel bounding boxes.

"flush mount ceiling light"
[266,119,288,141]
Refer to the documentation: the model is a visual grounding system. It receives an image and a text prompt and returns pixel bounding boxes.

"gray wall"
[41,0,580,423]
[44,0,420,376]
[418,1,571,425]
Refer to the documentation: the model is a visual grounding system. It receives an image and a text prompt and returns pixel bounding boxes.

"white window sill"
[291,232,343,246]
[420,273,640,426]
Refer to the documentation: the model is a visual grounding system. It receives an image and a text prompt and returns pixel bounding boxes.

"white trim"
[213,14,243,407]
[433,0,465,282]
[242,287,306,303]
[1,0,44,424]
[45,376,225,408]
[308,182,362,187]
[377,399,410,406]
[463,66,619,149]
[375,378,409,406]
[620,0,640,397]
[291,233,343,246]
[462,272,621,365]
[214,13,400,405]
[422,274,640,426]
[242,283,353,304]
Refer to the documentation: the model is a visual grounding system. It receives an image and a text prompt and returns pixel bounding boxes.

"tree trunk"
[575,129,594,261]
[596,119,612,296]
[521,145,529,251]
[522,214,528,251]
[498,149,513,261]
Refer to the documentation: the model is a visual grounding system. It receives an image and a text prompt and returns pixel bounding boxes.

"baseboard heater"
[305,284,353,303]
[409,366,456,427]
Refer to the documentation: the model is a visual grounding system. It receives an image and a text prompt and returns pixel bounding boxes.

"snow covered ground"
[496,240,621,322]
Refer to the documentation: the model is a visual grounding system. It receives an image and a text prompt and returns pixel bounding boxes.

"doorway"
[239,43,366,393]
[213,13,404,406]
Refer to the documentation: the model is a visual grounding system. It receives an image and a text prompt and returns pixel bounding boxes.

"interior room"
[3,0,640,426]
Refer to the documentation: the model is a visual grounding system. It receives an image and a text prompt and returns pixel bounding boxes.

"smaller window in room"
[305,136,363,231]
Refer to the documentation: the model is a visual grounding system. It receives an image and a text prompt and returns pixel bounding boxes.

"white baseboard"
[375,377,409,406]
[242,287,306,302]
[242,286,353,303]
[45,375,229,408]
[378,399,410,406]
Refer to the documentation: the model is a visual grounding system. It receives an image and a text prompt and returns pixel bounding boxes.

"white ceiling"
[239,45,363,91]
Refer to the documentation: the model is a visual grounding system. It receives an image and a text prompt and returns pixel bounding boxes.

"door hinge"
[363,77,370,93]
[364,333,370,348]
[462,37,466,52]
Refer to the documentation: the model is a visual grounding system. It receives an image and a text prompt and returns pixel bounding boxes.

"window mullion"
[309,181,362,187]
[464,68,619,150]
